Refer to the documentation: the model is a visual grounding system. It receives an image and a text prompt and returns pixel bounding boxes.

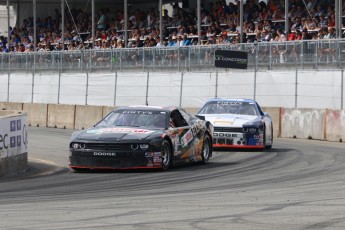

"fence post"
[314,41,318,69]
[341,68,344,110]
[57,72,61,104]
[60,50,63,73]
[269,43,272,70]
[85,72,89,105]
[142,48,145,72]
[114,71,118,106]
[254,41,258,100]
[295,59,298,108]
[215,69,218,98]
[146,70,150,106]
[7,71,10,103]
[31,73,35,103]
[178,47,180,72]
[188,47,191,71]
[179,71,184,107]
[300,41,304,69]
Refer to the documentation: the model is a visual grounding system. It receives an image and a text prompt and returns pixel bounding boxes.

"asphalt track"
[1,127,345,230]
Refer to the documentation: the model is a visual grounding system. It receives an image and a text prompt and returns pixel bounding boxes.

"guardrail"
[1,39,345,73]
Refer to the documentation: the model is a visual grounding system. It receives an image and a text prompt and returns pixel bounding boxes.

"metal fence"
[1,39,345,73]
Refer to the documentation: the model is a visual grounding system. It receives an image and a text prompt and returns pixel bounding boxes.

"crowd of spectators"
[0,0,345,53]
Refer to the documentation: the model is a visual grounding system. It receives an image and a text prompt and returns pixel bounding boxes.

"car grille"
[214,127,243,133]
[85,143,130,151]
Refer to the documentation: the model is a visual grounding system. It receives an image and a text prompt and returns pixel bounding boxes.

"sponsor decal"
[147,159,153,167]
[153,161,161,166]
[1,118,27,158]
[153,152,161,156]
[191,121,202,136]
[93,152,117,156]
[87,127,154,134]
[145,152,154,157]
[217,101,243,105]
[10,136,16,148]
[181,129,193,147]
[0,133,9,158]
[153,157,161,163]
[122,110,154,115]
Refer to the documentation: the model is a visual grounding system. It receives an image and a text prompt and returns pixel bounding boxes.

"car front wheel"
[161,140,172,170]
[264,125,273,150]
[201,135,211,163]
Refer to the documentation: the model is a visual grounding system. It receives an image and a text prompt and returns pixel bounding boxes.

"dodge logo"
[94,152,117,156]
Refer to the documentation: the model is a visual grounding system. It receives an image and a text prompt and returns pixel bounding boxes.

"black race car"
[69,106,213,171]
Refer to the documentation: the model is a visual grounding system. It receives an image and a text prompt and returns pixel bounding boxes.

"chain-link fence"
[1,39,345,73]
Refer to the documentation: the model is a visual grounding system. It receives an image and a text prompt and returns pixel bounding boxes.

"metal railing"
[1,39,345,73]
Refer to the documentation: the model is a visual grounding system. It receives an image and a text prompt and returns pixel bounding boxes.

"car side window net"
[170,110,188,127]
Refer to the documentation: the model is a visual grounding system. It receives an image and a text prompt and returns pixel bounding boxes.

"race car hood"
[71,126,161,142]
[200,114,258,127]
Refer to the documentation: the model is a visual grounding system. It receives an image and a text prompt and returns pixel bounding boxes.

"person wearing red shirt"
[288,30,296,40]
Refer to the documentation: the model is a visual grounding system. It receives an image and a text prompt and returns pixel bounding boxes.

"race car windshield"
[198,102,258,116]
[96,110,168,128]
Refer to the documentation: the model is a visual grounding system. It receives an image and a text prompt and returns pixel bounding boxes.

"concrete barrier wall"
[281,108,325,140]
[74,105,103,130]
[0,110,28,177]
[47,104,76,129]
[23,103,48,127]
[1,102,345,144]
[0,102,23,110]
[325,109,345,142]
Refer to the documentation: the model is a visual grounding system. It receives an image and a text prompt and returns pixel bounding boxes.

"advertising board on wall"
[214,50,248,69]
[0,115,28,159]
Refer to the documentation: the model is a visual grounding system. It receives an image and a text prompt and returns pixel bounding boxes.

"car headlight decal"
[131,144,139,150]
[140,144,149,150]
[71,142,85,149]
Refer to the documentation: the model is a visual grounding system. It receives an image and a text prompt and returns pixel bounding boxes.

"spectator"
[261,29,271,42]
[303,17,317,30]
[287,30,296,40]
[319,14,328,28]
[291,17,303,31]
[301,29,312,40]
[295,30,302,40]
[97,10,107,31]
[180,34,191,46]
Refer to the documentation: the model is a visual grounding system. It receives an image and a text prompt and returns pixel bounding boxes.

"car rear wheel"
[161,140,172,170]
[201,135,211,163]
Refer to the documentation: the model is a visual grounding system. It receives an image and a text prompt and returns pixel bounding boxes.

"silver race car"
[196,98,273,150]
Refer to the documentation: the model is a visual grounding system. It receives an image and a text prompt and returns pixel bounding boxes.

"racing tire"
[161,140,172,170]
[264,125,273,150]
[201,135,212,164]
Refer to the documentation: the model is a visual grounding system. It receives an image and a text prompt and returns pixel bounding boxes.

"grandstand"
[0,0,344,111]
[0,0,344,71]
